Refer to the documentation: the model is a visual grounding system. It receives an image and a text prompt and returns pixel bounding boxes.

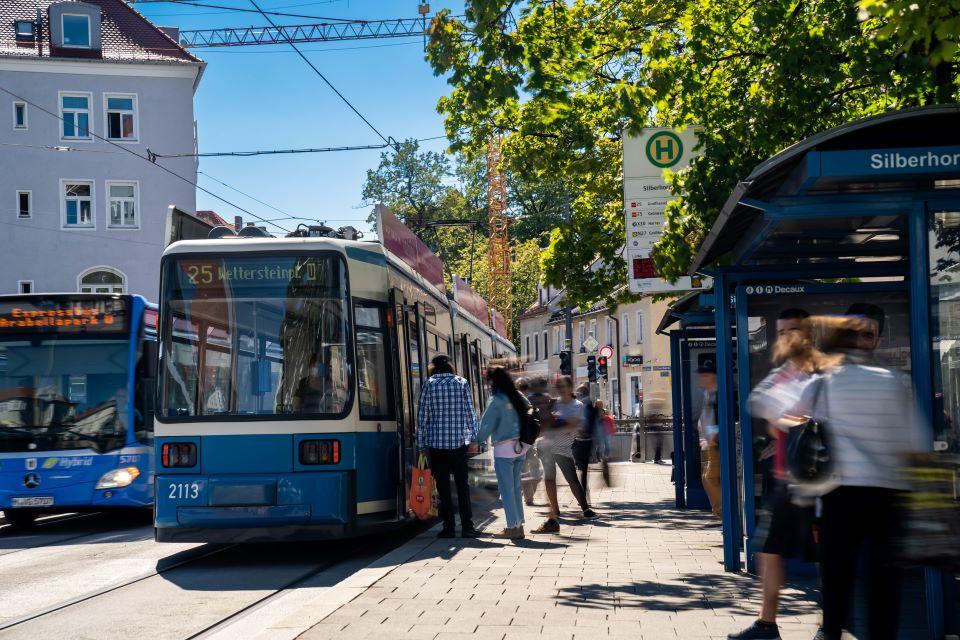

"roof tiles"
[1,0,201,64]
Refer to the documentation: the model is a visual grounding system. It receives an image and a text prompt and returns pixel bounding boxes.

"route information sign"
[622,127,711,294]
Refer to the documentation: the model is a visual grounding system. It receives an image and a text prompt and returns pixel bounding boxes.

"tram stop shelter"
[686,105,960,639]
[656,290,717,512]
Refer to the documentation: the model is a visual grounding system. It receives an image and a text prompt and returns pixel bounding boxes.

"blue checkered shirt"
[416,373,479,450]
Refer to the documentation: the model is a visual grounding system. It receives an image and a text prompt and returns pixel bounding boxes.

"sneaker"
[727,620,781,639]
[438,529,456,539]
[531,518,560,533]
[493,527,516,539]
[461,527,483,538]
[581,508,599,520]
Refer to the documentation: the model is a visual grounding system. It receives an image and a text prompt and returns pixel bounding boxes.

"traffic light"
[587,355,597,382]
[597,355,608,380]
[559,350,572,375]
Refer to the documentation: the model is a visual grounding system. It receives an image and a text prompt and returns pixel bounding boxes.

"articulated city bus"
[154,212,514,542]
[0,294,158,527]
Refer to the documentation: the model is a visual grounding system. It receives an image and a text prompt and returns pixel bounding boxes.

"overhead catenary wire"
[127,0,367,22]
[246,0,398,150]
[154,135,447,158]
[0,84,292,234]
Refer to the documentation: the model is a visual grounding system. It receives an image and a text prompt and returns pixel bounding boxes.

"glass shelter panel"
[160,254,352,419]
[929,209,960,453]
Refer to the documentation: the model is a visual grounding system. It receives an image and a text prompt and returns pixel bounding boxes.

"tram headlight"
[96,466,141,490]
[299,439,340,465]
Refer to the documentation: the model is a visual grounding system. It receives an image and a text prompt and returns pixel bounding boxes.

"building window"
[104,94,137,141]
[18,280,33,294]
[589,319,597,341]
[578,321,586,351]
[621,313,629,345]
[606,318,613,344]
[543,331,548,360]
[63,181,93,227]
[62,14,92,48]
[13,102,27,129]
[524,334,530,363]
[60,93,91,139]
[636,312,644,344]
[107,181,137,228]
[553,327,560,354]
[79,268,125,294]
[534,333,539,362]
[15,20,37,41]
[16,191,31,219]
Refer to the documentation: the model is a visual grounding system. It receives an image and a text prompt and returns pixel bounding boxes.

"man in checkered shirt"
[417,354,481,538]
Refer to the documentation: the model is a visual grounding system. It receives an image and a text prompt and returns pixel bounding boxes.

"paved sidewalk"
[299,463,822,640]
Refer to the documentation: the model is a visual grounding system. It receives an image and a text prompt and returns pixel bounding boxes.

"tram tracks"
[0,512,110,557]
[0,542,235,633]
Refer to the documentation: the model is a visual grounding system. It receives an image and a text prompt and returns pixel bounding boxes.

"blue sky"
[135,0,465,236]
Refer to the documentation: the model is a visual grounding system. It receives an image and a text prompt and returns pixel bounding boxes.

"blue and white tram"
[154,231,514,542]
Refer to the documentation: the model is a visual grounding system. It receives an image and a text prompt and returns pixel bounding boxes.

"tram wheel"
[3,509,38,529]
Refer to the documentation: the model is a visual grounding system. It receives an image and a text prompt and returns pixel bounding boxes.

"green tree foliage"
[427,0,958,308]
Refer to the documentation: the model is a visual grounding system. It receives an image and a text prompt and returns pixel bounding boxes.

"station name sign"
[0,298,127,334]
[818,145,960,179]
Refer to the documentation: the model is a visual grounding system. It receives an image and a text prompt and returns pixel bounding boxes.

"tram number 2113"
[167,482,201,500]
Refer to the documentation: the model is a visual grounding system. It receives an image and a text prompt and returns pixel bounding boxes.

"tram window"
[354,300,393,420]
[159,254,352,420]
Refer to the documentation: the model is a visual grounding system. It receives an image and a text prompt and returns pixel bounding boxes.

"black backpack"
[518,402,541,446]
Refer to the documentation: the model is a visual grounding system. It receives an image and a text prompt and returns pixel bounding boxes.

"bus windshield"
[160,254,352,420]
[0,338,130,453]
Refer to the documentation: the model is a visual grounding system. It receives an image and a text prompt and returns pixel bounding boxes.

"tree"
[427,0,957,308]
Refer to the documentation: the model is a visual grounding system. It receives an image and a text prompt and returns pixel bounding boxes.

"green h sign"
[645,131,683,168]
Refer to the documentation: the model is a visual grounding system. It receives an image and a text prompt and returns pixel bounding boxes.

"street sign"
[583,335,599,352]
[598,344,614,359]
[622,127,712,294]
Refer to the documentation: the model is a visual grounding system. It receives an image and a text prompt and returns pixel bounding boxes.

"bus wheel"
[3,509,38,529]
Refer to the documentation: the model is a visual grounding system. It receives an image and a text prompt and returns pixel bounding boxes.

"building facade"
[1,0,204,299]
[518,284,673,419]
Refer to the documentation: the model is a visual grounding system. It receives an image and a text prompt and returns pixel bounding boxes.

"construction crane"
[164,2,513,324]
[486,135,512,328]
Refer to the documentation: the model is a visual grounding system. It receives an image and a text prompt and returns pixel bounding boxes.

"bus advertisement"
[0,294,158,528]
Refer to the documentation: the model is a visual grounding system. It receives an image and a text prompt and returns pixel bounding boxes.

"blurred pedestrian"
[477,367,530,540]
[531,376,596,534]
[416,354,482,539]
[697,362,722,518]
[573,384,598,503]
[729,309,823,640]
[800,311,922,640]
[522,376,550,505]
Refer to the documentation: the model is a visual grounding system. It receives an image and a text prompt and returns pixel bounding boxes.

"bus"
[154,211,514,542]
[0,294,158,527]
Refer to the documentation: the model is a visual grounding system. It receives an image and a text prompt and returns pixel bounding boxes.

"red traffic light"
[597,356,608,366]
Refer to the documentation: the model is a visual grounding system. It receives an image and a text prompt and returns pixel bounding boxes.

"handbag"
[409,452,438,520]
[787,378,833,484]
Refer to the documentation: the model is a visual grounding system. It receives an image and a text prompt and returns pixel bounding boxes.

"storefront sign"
[622,127,711,294]
[623,354,644,366]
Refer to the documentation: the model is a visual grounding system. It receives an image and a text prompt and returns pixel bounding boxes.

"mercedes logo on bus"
[23,473,40,489]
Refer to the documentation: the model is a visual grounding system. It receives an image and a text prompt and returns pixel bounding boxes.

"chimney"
[159,26,180,43]
[234,216,243,230]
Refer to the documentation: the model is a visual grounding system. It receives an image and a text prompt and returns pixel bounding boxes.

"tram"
[0,294,158,527]
[154,207,515,542]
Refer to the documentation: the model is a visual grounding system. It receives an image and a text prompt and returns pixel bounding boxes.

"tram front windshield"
[160,254,352,419]
[0,338,130,453]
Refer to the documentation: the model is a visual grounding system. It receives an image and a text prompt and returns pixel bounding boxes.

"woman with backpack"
[478,367,535,540]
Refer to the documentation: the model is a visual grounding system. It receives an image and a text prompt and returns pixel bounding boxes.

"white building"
[0,0,204,299]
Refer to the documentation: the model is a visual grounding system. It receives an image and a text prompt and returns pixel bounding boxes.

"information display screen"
[0,297,128,334]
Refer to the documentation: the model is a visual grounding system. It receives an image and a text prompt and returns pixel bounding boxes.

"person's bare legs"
[758,552,785,623]
[544,479,560,519]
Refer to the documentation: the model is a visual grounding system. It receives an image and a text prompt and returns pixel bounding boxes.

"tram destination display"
[0,297,127,333]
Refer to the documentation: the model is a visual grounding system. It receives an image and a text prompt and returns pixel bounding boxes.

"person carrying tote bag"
[477,367,530,540]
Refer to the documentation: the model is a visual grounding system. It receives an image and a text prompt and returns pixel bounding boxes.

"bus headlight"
[96,466,141,490]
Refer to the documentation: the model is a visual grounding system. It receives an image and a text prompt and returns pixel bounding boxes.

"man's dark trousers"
[428,446,474,532]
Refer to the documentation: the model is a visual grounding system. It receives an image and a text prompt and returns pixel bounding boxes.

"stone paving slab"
[298,463,823,640]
